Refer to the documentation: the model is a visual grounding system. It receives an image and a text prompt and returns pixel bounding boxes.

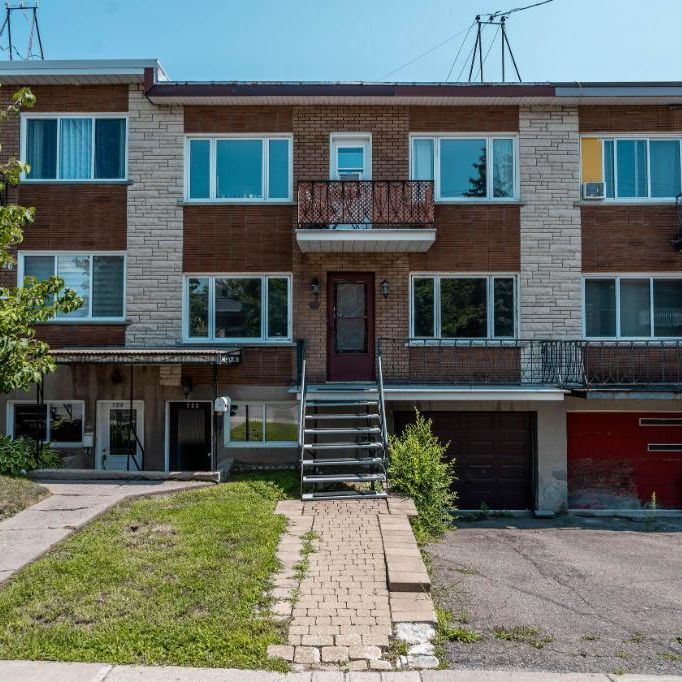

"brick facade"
[579,105,682,133]
[125,84,184,346]
[519,106,583,339]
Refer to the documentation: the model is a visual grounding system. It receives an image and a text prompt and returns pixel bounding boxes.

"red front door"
[327,272,375,382]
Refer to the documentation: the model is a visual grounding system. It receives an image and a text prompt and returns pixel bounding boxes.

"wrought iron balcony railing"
[377,338,682,389]
[297,180,434,229]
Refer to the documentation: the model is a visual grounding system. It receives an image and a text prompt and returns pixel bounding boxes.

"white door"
[330,135,372,229]
[96,400,145,471]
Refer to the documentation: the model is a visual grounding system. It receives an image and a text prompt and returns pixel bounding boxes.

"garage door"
[393,411,535,510]
[568,412,682,509]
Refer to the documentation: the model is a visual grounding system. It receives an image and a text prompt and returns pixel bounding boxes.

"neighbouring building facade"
[2,59,682,511]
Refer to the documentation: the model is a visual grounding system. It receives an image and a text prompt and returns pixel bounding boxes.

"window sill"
[434,199,524,206]
[180,341,295,347]
[179,199,295,206]
[36,319,130,325]
[225,442,297,449]
[576,199,677,207]
[21,179,131,186]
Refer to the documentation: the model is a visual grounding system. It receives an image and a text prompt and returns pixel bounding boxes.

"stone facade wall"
[126,84,184,346]
[519,106,583,339]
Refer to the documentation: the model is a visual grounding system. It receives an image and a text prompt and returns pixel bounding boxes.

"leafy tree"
[0,87,82,394]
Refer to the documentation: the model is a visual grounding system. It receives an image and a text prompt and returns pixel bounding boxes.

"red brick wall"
[35,324,126,348]
[580,106,682,133]
[409,106,519,132]
[582,205,680,272]
[183,205,294,272]
[184,105,293,133]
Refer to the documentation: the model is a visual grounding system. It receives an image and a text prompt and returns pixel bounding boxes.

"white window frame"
[409,133,519,202]
[582,273,682,339]
[581,133,682,202]
[183,273,293,344]
[6,399,85,447]
[330,132,372,180]
[17,251,127,323]
[20,112,128,182]
[409,273,518,340]
[184,133,293,203]
[224,400,298,448]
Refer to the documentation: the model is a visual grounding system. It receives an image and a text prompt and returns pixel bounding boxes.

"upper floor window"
[22,114,127,181]
[186,135,292,201]
[19,252,126,321]
[411,274,516,339]
[585,276,682,338]
[184,273,291,343]
[411,135,516,201]
[581,137,682,200]
[330,134,371,180]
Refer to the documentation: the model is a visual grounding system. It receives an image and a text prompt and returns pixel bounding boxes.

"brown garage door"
[393,411,535,510]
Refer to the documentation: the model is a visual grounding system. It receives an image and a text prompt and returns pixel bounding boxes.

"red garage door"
[394,411,534,510]
[568,412,682,509]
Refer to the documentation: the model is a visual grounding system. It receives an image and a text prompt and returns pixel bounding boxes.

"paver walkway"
[0,659,675,680]
[271,498,438,671]
[0,479,209,584]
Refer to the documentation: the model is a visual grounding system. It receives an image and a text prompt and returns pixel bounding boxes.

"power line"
[445,21,476,82]
[473,24,501,81]
[379,24,474,81]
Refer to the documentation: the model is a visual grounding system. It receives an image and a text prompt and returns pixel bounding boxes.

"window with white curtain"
[20,253,126,321]
[23,115,127,180]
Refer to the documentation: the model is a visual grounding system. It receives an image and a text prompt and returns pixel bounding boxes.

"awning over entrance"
[52,347,241,366]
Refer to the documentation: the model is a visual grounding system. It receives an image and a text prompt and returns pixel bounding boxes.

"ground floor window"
[225,402,297,446]
[584,276,682,338]
[184,274,292,343]
[410,274,516,339]
[7,401,84,446]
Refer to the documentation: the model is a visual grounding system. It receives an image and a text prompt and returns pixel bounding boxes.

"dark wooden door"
[169,401,212,471]
[394,411,535,510]
[327,272,375,382]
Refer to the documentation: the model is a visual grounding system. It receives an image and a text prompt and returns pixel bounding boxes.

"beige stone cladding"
[519,105,582,339]
[126,84,184,346]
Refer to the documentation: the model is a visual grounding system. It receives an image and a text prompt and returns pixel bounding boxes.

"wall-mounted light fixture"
[110,367,123,384]
[181,375,193,399]
[380,279,390,300]
[309,277,321,309]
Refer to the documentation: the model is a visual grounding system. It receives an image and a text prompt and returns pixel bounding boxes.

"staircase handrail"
[297,340,307,499]
[376,338,390,491]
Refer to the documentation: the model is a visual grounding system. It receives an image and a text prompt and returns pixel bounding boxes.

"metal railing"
[297,180,434,228]
[376,350,390,492]
[296,339,308,499]
[377,338,682,389]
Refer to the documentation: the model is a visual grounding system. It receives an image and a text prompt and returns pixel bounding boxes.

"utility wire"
[455,33,480,82]
[473,23,501,81]
[484,0,555,19]
[379,24,474,81]
[445,21,476,82]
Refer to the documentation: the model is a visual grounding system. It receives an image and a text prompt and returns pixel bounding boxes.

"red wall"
[568,412,682,509]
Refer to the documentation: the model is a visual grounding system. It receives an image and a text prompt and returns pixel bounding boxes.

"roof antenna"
[465,0,555,82]
[0,1,45,61]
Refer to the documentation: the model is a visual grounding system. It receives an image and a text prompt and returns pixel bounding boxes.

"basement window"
[225,402,298,447]
[7,401,84,447]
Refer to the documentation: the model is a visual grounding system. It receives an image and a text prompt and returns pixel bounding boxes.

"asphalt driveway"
[427,516,682,675]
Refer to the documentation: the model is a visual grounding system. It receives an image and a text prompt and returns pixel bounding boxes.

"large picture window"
[186,136,292,201]
[225,402,298,447]
[22,115,127,181]
[411,274,516,339]
[8,401,84,447]
[20,253,125,321]
[411,135,516,200]
[584,276,682,338]
[185,274,291,342]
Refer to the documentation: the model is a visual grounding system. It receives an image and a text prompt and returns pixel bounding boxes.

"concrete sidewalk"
[0,479,209,584]
[1,660,680,680]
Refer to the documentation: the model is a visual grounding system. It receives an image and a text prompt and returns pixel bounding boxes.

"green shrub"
[388,409,456,542]
[0,436,62,476]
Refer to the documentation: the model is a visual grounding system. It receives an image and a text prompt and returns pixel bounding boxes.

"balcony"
[377,338,682,391]
[296,180,436,253]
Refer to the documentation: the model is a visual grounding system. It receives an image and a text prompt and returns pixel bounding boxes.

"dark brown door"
[327,272,375,382]
[169,401,212,471]
[394,411,535,510]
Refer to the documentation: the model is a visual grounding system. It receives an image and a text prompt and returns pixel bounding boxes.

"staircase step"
[302,473,386,483]
[305,413,380,421]
[302,490,388,501]
[305,426,381,436]
[303,442,383,451]
[302,457,385,467]
[306,400,379,408]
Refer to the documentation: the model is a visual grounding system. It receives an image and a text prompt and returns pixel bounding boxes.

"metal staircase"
[297,345,390,501]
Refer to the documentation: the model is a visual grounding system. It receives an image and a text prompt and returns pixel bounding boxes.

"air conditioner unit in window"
[582,182,605,200]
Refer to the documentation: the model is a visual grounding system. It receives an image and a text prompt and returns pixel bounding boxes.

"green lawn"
[0,472,298,670]
[0,475,50,521]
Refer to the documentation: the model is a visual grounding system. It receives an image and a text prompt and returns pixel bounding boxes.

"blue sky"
[6,0,681,82]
